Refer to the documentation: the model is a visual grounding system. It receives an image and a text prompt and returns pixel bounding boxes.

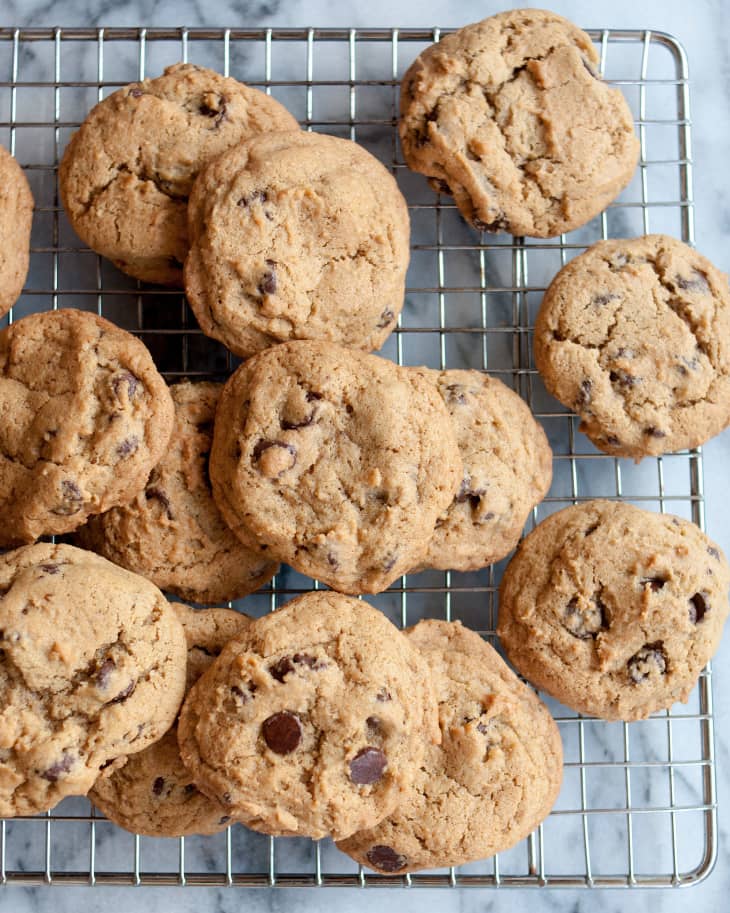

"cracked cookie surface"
[0,308,174,546]
[534,235,730,460]
[411,369,552,571]
[497,500,730,720]
[399,9,639,238]
[74,381,278,603]
[59,63,298,285]
[184,130,410,357]
[89,604,249,837]
[337,619,562,873]
[0,543,187,817]
[177,592,440,841]
[209,341,462,594]
[0,144,33,317]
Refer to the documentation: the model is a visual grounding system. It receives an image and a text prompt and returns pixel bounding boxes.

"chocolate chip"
[293,652,322,669]
[592,293,618,306]
[644,426,666,438]
[326,551,339,569]
[376,308,395,329]
[231,683,256,703]
[111,680,136,704]
[609,370,636,388]
[145,486,174,520]
[376,688,392,702]
[219,815,231,825]
[366,716,381,735]
[689,592,708,624]
[443,384,468,406]
[641,576,667,592]
[40,564,60,574]
[575,379,592,409]
[382,553,398,573]
[563,595,607,640]
[584,522,599,537]
[128,87,144,98]
[472,216,510,233]
[262,711,302,754]
[628,642,667,684]
[112,371,140,401]
[41,754,74,782]
[184,783,196,795]
[431,178,451,195]
[455,477,486,511]
[349,747,387,785]
[152,776,165,797]
[258,260,277,296]
[366,845,407,873]
[238,189,269,208]
[708,546,720,560]
[52,480,84,516]
[199,93,227,124]
[675,270,709,293]
[117,436,139,458]
[269,656,295,682]
[476,720,493,735]
[604,435,621,447]
[96,657,116,689]
[252,439,297,476]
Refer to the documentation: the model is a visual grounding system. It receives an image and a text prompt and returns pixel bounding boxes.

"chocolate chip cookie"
[0,144,33,317]
[184,130,410,357]
[209,341,462,593]
[412,369,552,571]
[0,543,187,817]
[497,500,730,720]
[337,619,562,873]
[74,381,278,603]
[0,308,174,546]
[177,591,440,840]
[89,604,249,837]
[534,235,730,460]
[400,9,639,237]
[59,63,298,285]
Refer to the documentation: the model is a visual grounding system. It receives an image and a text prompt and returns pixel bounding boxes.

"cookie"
[400,9,639,238]
[534,235,730,460]
[59,63,298,285]
[74,381,278,604]
[497,500,730,720]
[209,341,462,594]
[0,144,33,317]
[337,619,562,873]
[0,543,187,817]
[89,604,249,837]
[0,308,175,546]
[177,591,440,841]
[184,130,410,357]
[412,369,552,571]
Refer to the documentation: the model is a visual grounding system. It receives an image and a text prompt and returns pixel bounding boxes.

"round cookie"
[399,9,639,238]
[177,591,441,841]
[89,604,250,837]
[0,144,33,317]
[0,543,187,818]
[534,235,730,460]
[184,130,410,357]
[412,369,552,571]
[497,500,730,721]
[209,340,462,594]
[337,619,563,873]
[74,381,278,603]
[0,308,175,546]
[59,63,299,285]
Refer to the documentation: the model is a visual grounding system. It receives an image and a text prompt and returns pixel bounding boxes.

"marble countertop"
[2,0,729,911]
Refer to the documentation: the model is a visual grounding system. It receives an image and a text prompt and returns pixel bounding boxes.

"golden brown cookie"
[0,144,33,317]
[497,500,730,720]
[59,63,298,285]
[400,9,639,237]
[74,381,278,603]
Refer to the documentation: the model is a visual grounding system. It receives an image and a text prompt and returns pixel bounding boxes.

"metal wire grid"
[0,26,713,890]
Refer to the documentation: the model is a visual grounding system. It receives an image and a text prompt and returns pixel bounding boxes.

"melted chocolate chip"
[689,592,708,624]
[152,776,165,797]
[231,683,256,703]
[376,688,392,702]
[145,486,174,520]
[431,178,451,195]
[592,293,618,306]
[349,747,387,785]
[269,656,295,682]
[455,477,486,511]
[584,522,599,537]
[41,754,74,782]
[675,271,709,293]
[219,815,231,825]
[117,436,139,458]
[376,308,395,329]
[575,379,592,409]
[708,546,720,560]
[199,93,227,124]
[112,371,140,401]
[238,189,269,208]
[40,564,60,575]
[366,845,407,873]
[252,439,297,476]
[111,680,136,704]
[262,711,302,755]
[52,480,84,516]
[604,434,621,447]
[382,553,398,573]
[628,642,667,684]
[184,783,196,795]
[96,657,116,689]
[259,260,277,295]
[128,87,144,98]
[472,216,510,233]
[443,384,468,406]
[366,716,381,735]
[326,551,339,569]
[563,595,607,640]
[642,576,667,592]
[609,370,636,388]
[644,427,667,438]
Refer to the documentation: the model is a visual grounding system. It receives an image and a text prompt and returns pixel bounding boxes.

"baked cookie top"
[177,592,440,841]
[184,130,410,357]
[337,619,563,874]
[413,369,552,571]
[0,308,174,545]
[209,341,462,593]
[74,381,278,604]
[497,500,730,720]
[89,604,250,838]
[59,63,298,285]
[534,235,730,460]
[399,9,639,238]
[0,543,187,817]
[0,144,33,317]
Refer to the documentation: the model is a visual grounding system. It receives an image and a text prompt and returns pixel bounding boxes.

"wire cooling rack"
[0,25,712,890]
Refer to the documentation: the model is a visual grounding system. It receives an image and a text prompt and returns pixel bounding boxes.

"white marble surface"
[1,0,730,910]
